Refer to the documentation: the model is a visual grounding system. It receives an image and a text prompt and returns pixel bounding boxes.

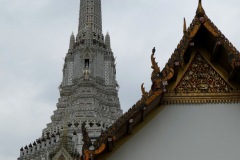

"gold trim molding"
[164,92,240,104]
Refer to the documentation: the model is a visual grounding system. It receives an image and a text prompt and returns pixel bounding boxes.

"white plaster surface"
[107,104,240,160]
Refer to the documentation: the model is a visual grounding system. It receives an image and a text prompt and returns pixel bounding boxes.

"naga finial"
[151,48,160,82]
[152,47,156,54]
[141,83,148,99]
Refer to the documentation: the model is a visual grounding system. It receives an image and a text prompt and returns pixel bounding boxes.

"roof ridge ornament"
[141,83,149,100]
[151,47,160,82]
[183,18,187,34]
[196,0,205,17]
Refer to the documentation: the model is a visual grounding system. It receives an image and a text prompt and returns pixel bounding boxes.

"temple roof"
[81,1,240,159]
[160,1,240,84]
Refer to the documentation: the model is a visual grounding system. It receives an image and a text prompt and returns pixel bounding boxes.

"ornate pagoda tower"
[18,0,122,159]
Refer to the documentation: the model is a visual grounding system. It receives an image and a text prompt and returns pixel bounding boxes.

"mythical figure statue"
[83,66,91,81]
[81,122,92,153]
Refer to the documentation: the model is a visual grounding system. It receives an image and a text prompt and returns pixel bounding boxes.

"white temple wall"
[107,103,240,160]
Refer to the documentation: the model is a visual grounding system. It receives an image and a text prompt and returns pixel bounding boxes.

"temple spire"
[69,32,75,50]
[183,18,187,34]
[78,0,103,34]
[105,32,111,50]
[196,0,205,17]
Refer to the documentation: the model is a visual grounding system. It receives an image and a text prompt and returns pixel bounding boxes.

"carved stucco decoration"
[81,122,92,152]
[174,54,233,93]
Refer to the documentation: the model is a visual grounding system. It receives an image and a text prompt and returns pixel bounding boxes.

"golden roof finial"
[183,18,187,34]
[196,0,205,17]
[151,49,160,82]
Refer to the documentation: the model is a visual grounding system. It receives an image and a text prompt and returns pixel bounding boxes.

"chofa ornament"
[150,47,174,93]
[143,48,175,106]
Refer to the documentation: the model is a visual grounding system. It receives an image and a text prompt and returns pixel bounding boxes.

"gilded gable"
[174,53,233,93]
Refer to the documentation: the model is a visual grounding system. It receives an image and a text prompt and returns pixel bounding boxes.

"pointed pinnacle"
[152,47,156,54]
[196,0,205,17]
[183,18,187,34]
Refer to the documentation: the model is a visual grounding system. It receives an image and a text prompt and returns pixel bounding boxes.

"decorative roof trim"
[81,1,240,159]
[161,5,240,74]
[164,92,240,104]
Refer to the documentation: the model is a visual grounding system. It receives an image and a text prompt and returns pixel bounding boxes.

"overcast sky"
[1,0,240,159]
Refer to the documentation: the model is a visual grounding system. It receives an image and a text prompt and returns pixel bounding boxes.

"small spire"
[183,18,187,34]
[105,32,111,49]
[69,32,75,50]
[196,0,205,17]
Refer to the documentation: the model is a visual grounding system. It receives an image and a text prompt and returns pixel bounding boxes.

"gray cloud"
[1,0,240,159]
